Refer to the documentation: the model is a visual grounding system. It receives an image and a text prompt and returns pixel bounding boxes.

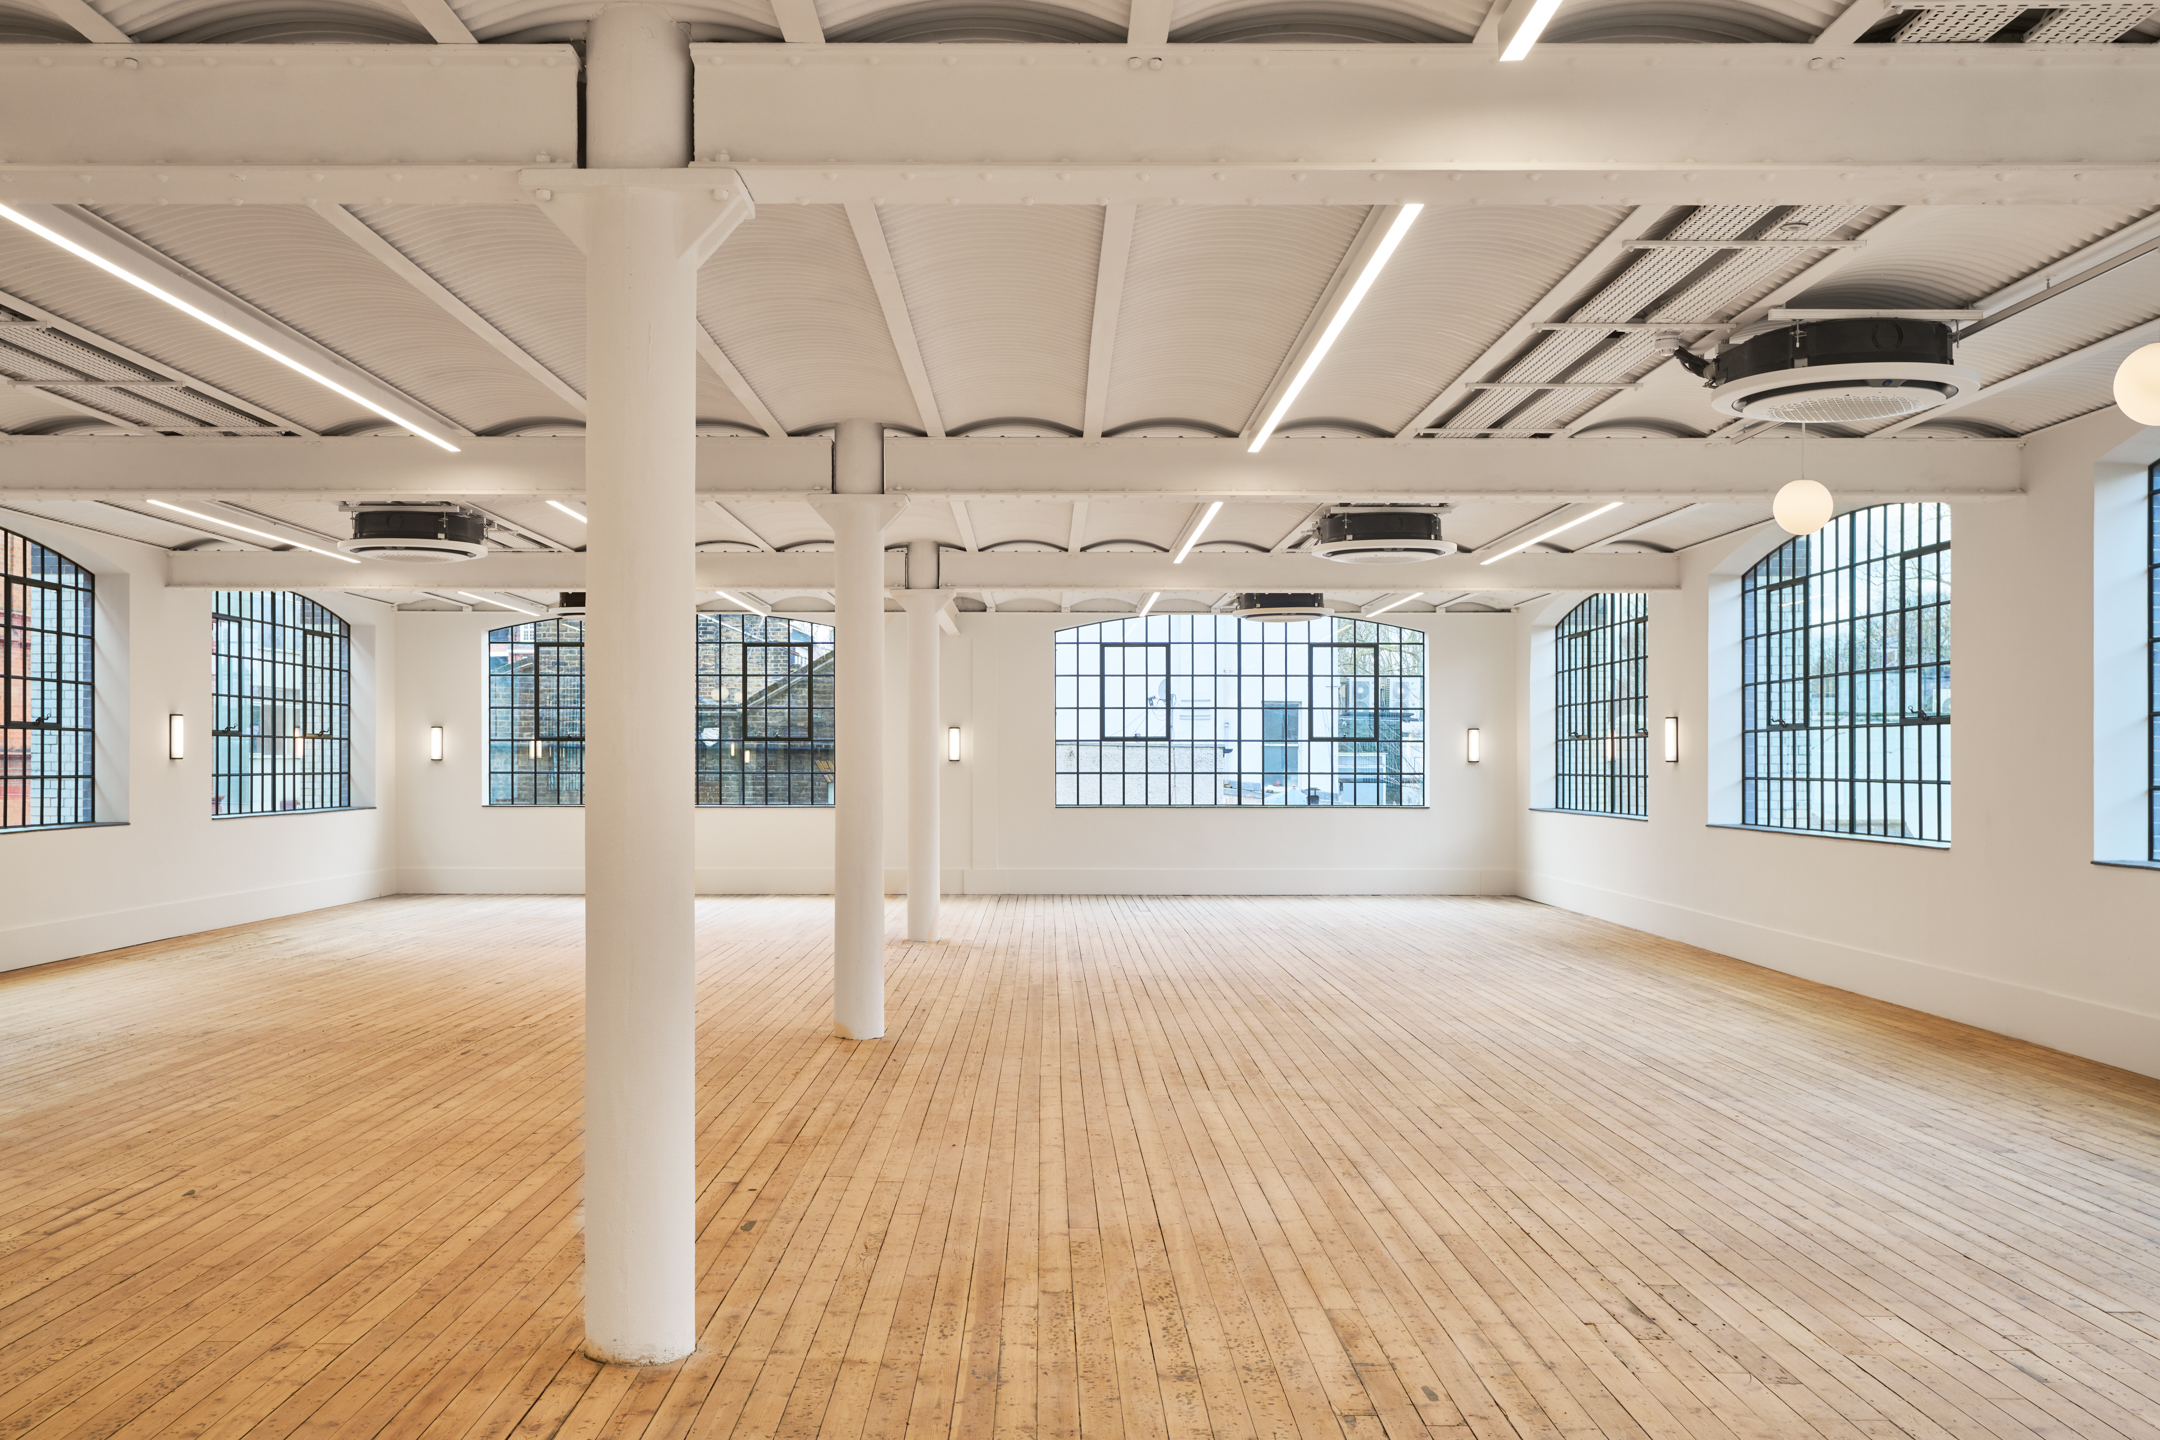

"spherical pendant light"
[2111,343,2160,425]
[1773,479,1835,537]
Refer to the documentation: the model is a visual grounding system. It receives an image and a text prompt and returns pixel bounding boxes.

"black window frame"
[1,526,95,831]
[1552,592,1648,819]
[1740,502,1951,844]
[2148,463,2158,861]
[487,615,586,807]
[696,613,836,807]
[211,590,353,818]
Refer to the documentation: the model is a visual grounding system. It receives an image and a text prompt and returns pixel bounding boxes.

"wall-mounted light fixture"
[168,714,185,760]
[430,725,445,762]
[1663,716,1680,764]
[1466,727,1482,764]
[947,726,962,762]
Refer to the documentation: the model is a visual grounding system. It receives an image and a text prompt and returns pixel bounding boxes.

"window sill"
[212,806,375,821]
[1528,807,1647,823]
[1706,822,1948,851]
[1054,805,1431,811]
[2092,858,2160,871]
[2,820,128,836]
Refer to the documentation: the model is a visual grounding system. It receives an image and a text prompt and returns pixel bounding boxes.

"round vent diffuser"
[1231,593,1329,622]
[1702,319,1976,425]
[339,506,488,563]
[1310,508,1458,564]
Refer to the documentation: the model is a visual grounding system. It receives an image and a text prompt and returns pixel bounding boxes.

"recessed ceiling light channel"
[1499,0,1566,60]
[1173,502,1224,563]
[1248,204,1424,453]
[547,501,589,523]
[0,203,461,454]
[1478,501,1624,565]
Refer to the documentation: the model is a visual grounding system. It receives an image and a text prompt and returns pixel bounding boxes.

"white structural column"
[579,3,698,1368]
[827,420,891,1039]
[902,540,942,943]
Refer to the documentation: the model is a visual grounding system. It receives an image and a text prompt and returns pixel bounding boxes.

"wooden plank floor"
[5,895,2160,1440]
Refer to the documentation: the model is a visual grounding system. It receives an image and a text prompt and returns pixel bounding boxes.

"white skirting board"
[395,867,1516,898]
[1523,873,2160,1083]
[1,869,398,974]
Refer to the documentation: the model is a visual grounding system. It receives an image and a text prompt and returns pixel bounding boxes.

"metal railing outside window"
[1,526,94,830]
[1055,614,1426,807]
[697,614,835,806]
[212,591,351,816]
[1740,503,1950,843]
[1553,592,1648,819]
[487,616,585,806]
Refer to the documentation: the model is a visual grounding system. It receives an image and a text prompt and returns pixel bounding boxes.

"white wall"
[0,519,397,972]
[391,605,1520,897]
[1516,408,2160,1082]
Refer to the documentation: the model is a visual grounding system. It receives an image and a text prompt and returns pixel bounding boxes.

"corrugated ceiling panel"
[348,204,587,401]
[1105,205,1368,436]
[1937,345,2131,435]
[698,206,922,433]
[1167,0,1482,39]
[962,499,1079,549]
[92,204,572,433]
[456,0,776,39]
[1544,0,1815,40]
[0,224,358,433]
[1791,206,2155,309]
[0,0,79,38]
[0,390,86,433]
[695,364,762,431]
[1953,257,2160,388]
[881,206,1101,433]
[103,0,425,42]
[1287,205,1628,435]
[821,0,1123,37]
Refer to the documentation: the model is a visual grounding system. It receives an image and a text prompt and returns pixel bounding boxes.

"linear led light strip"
[1249,204,1424,453]
[0,203,461,454]
[547,501,588,523]
[1138,591,1160,616]
[1500,0,1566,60]
[458,591,545,616]
[711,589,770,615]
[146,498,361,563]
[1173,502,1224,564]
[1367,592,1422,616]
[1478,501,1623,565]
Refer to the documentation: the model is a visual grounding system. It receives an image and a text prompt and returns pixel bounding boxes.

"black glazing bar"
[2,532,97,829]
[2150,470,2159,861]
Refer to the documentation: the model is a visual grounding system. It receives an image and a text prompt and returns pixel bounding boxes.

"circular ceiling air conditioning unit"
[1231,592,1329,622]
[339,505,488,563]
[1309,507,1457,564]
[1696,318,1977,425]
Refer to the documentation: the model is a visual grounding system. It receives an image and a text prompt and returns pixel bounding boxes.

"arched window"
[1740,503,1950,842]
[1055,613,1425,807]
[2,526,94,831]
[487,616,584,806]
[212,591,351,816]
[698,613,835,806]
[2148,465,2158,861]
[1554,592,1647,818]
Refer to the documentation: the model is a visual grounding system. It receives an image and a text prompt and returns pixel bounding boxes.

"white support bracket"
[520,168,754,266]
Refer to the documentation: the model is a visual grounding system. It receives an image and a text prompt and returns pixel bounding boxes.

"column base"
[832,1021,887,1041]
[581,1337,695,1366]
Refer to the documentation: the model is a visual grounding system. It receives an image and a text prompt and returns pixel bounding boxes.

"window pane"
[1553,592,1648,819]
[211,591,352,817]
[1,530,95,830]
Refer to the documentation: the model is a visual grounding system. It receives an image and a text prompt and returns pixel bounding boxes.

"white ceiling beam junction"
[843,201,944,438]
[10,205,472,441]
[1080,202,1134,439]
[309,201,582,416]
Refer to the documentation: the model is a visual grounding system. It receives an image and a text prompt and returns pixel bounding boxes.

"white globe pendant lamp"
[1772,422,1836,537]
[2112,342,2160,425]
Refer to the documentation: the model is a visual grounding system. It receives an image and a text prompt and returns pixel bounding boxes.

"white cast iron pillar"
[580,2,697,1367]
[902,540,942,943]
[829,420,889,1039]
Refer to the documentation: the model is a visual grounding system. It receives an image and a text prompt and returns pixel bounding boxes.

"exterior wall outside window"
[211,590,351,817]
[1553,592,1647,818]
[1,525,94,830]
[696,614,835,806]
[1054,614,1426,807]
[1740,502,1951,843]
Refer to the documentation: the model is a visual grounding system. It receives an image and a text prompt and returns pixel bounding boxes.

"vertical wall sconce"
[947,726,962,762]
[1663,716,1680,763]
[429,725,445,762]
[1465,727,1481,764]
[167,714,185,760]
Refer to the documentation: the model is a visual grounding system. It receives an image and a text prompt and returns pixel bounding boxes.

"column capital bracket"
[521,167,753,264]
[806,492,909,529]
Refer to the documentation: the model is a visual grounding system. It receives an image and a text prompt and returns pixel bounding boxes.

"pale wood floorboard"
[3,894,2159,1440]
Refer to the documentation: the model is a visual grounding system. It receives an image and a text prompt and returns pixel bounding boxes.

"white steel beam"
[1126,0,1172,44]
[949,498,979,551]
[1081,203,1134,439]
[695,326,784,437]
[11,205,472,441]
[844,201,944,437]
[1067,500,1089,553]
[769,0,826,42]
[36,0,128,42]
[0,45,576,170]
[0,432,2021,501]
[309,201,583,416]
[706,499,777,549]
[398,0,477,43]
[164,547,1681,592]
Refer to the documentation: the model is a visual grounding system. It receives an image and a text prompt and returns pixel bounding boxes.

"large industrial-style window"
[2,526,94,831]
[1740,503,1950,843]
[211,591,351,816]
[2148,465,2158,861]
[1055,614,1425,806]
[487,616,584,806]
[697,613,835,805]
[1554,592,1648,818]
